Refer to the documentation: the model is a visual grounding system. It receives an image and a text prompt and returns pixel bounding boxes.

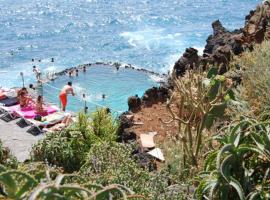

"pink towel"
[13,105,58,119]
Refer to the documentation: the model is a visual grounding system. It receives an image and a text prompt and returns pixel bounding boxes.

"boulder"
[117,112,137,143]
[242,1,270,44]
[142,86,169,106]
[173,47,200,77]
[127,95,141,112]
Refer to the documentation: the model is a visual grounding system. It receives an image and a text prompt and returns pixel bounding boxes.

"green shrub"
[0,163,134,199]
[31,109,119,172]
[0,140,18,169]
[232,41,270,114]
[80,142,186,199]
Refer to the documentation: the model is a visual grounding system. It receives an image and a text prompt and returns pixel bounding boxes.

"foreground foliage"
[0,162,135,199]
[196,117,270,199]
[232,40,270,114]
[163,67,234,167]
[80,142,185,199]
[0,140,18,169]
[31,109,119,172]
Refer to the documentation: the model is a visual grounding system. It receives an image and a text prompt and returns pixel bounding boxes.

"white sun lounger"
[24,111,69,133]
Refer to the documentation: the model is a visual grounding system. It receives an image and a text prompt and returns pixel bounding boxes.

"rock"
[127,95,141,112]
[173,1,270,77]
[242,1,270,44]
[142,86,169,106]
[117,112,137,143]
[173,47,200,77]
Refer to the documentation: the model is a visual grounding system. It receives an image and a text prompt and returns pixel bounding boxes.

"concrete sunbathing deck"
[0,118,43,162]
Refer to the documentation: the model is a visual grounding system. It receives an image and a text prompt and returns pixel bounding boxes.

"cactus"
[161,67,234,166]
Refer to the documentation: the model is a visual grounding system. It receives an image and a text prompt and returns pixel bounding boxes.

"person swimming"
[59,82,75,111]
[35,95,47,114]
[75,69,79,76]
[83,66,86,72]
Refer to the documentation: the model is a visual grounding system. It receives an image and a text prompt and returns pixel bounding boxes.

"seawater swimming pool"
[42,65,158,114]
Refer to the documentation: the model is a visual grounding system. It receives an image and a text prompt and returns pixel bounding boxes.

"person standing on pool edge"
[59,82,75,111]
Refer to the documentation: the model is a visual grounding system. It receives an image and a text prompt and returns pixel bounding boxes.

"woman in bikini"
[17,88,33,108]
[35,95,47,114]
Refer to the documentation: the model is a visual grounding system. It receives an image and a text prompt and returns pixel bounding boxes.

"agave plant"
[0,164,136,200]
[195,117,270,199]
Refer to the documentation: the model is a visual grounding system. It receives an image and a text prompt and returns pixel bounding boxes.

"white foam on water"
[120,28,182,50]
[161,53,182,74]
[148,74,166,83]
[193,46,204,56]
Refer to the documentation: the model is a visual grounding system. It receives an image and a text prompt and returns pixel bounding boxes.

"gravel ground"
[0,117,43,162]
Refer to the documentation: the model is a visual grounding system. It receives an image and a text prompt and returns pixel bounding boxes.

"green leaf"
[209,103,227,117]
[216,144,234,169]
[207,67,218,79]
[207,79,221,101]
[220,155,234,182]
[229,177,245,200]
[226,89,236,101]
[233,132,241,147]
[203,114,215,130]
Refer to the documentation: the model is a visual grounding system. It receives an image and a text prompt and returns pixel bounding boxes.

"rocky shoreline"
[173,1,270,77]
[119,0,270,143]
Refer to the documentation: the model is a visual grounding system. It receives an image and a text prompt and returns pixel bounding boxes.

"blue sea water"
[0,0,260,112]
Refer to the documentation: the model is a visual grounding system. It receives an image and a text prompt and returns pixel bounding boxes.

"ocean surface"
[0,0,260,112]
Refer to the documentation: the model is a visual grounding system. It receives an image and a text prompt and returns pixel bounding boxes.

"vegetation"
[0,140,18,169]
[195,117,270,199]
[1,36,270,200]
[0,162,135,199]
[231,41,270,114]
[31,109,119,172]
[162,67,234,168]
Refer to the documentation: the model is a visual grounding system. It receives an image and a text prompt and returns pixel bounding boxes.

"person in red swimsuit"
[59,82,75,111]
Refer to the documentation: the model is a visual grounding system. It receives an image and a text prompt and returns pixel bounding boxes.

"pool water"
[42,65,158,113]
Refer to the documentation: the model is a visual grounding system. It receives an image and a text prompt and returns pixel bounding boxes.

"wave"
[120,29,182,50]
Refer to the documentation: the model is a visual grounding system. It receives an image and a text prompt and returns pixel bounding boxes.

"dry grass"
[232,41,270,114]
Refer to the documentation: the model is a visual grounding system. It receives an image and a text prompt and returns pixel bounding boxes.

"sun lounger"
[0,104,21,119]
[0,97,18,107]
[24,111,68,133]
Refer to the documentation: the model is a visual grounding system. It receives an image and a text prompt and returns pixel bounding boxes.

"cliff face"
[174,1,270,76]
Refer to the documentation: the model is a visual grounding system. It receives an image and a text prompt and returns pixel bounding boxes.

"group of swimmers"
[67,66,87,77]
[30,62,109,112]
[17,87,47,114]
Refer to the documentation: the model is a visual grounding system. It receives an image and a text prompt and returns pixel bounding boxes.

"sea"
[0,0,260,113]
